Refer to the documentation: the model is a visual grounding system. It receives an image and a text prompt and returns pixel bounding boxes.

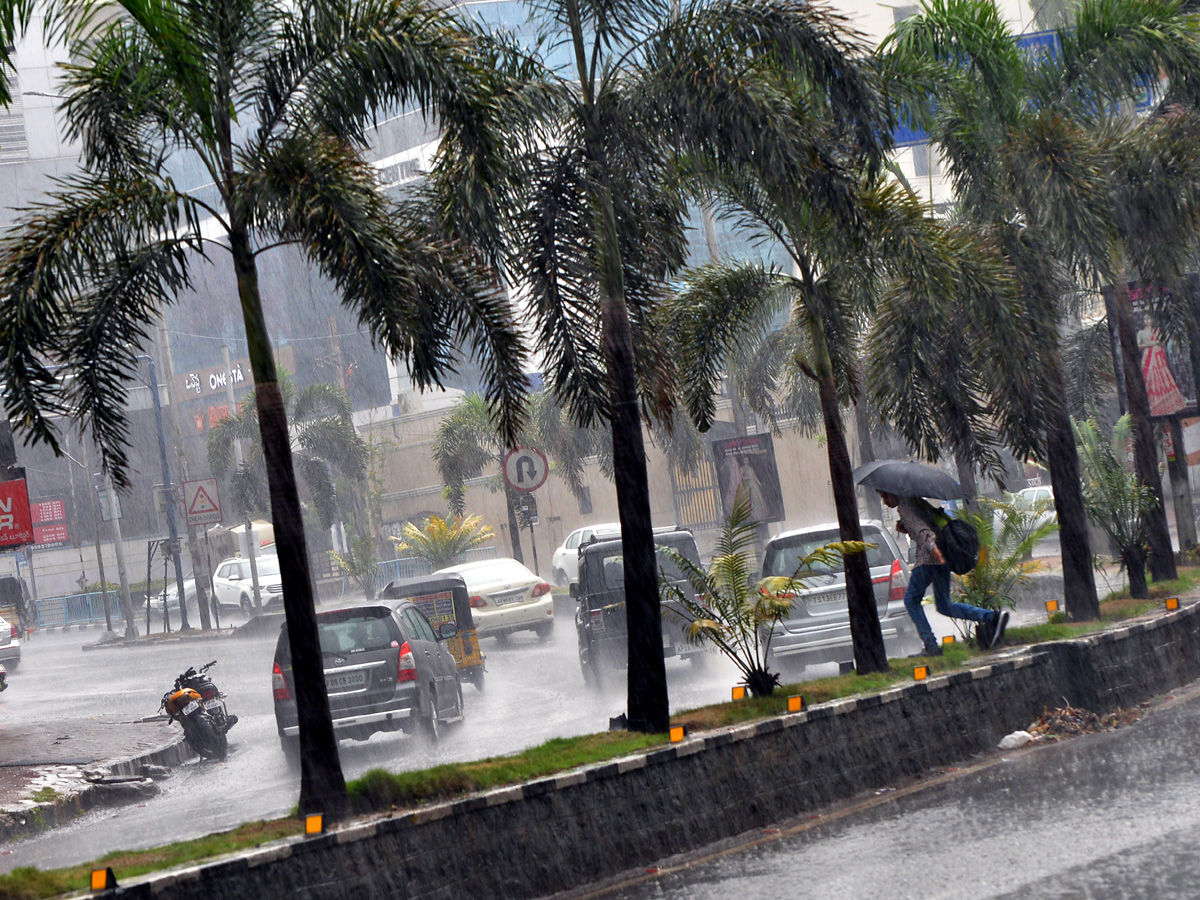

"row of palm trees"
[2,0,1200,817]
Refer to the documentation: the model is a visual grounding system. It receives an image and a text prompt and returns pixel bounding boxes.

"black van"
[571,529,705,687]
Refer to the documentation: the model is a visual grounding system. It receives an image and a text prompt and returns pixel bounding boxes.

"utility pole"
[103,470,138,638]
[78,437,112,631]
[158,327,213,629]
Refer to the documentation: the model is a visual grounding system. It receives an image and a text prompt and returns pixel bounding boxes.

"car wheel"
[554,568,568,587]
[446,684,465,730]
[535,621,554,641]
[579,638,602,690]
[240,595,253,616]
[5,660,17,672]
[493,631,510,646]
[419,692,442,744]
[469,668,485,692]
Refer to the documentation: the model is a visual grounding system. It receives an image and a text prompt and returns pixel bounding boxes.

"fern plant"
[660,486,860,697]
[1074,415,1157,599]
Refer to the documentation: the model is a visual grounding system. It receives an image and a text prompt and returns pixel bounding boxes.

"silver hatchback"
[760,521,921,674]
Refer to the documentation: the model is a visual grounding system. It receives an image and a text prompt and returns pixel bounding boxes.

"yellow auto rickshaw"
[381,574,485,690]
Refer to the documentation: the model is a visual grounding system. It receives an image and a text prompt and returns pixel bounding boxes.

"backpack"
[932,511,980,575]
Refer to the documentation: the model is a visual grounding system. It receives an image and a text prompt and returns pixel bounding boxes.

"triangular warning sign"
[188,486,218,515]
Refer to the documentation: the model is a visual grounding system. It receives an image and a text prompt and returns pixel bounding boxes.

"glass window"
[762,528,895,578]
[566,531,581,550]
[218,563,235,578]
[315,609,396,656]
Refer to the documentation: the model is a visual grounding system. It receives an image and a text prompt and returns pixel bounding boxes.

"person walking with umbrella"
[858,461,1007,655]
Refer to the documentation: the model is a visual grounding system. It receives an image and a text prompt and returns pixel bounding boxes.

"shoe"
[976,618,993,648]
[986,610,1010,650]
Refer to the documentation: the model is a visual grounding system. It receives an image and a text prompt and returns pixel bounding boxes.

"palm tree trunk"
[818,376,887,673]
[1042,351,1102,620]
[1124,549,1148,599]
[596,186,669,733]
[955,455,979,514]
[231,227,348,817]
[1113,284,1177,582]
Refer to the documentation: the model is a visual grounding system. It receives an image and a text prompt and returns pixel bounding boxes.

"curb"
[79,630,243,651]
[93,599,1200,900]
[0,731,193,844]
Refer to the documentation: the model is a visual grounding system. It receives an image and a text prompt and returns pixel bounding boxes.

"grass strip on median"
[2,572,1195,900]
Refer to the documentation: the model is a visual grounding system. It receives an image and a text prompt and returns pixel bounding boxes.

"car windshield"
[254,556,281,577]
[762,529,894,578]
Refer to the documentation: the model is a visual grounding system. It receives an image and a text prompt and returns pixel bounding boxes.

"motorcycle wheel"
[188,714,228,761]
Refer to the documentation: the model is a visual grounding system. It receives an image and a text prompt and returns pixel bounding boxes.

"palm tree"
[0,0,527,817]
[391,513,495,570]
[207,372,367,532]
[436,0,894,729]
[879,0,1200,616]
[666,180,1014,673]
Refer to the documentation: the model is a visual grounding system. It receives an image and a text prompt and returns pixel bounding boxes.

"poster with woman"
[710,434,785,523]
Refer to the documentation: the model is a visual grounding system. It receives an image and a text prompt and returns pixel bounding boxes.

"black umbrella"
[852,460,969,500]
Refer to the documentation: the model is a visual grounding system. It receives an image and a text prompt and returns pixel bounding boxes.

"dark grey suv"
[272,600,463,760]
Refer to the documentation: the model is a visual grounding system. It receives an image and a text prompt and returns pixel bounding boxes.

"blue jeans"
[904,563,992,650]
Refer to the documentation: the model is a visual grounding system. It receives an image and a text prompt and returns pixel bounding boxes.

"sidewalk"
[0,716,189,844]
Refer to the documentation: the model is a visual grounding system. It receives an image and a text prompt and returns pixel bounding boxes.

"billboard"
[710,434,785,524]
[0,479,34,548]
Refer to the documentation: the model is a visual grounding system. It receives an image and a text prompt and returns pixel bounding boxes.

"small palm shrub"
[391,515,496,570]
[329,529,380,601]
[660,486,860,697]
[951,497,1058,641]
[1074,415,1157,599]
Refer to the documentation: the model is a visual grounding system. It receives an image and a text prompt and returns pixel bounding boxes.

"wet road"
[1,605,748,871]
[584,681,1200,900]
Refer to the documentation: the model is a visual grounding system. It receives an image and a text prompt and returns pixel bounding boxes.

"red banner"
[0,479,34,547]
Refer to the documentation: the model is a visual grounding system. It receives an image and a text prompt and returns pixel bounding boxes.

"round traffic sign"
[503,447,549,493]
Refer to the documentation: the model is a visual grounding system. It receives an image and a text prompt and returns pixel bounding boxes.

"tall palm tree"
[0,0,527,816]
[666,179,1014,673]
[207,372,367,531]
[879,0,1200,615]
[436,0,893,729]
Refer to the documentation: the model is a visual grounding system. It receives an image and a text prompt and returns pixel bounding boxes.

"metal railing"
[35,591,123,627]
[372,546,499,592]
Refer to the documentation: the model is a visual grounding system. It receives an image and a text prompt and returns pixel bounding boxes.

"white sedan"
[435,558,553,640]
[551,523,620,586]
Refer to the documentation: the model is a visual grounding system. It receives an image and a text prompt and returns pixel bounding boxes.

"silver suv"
[760,521,921,674]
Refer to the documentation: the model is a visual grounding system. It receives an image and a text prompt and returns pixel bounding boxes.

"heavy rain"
[1,0,1200,896]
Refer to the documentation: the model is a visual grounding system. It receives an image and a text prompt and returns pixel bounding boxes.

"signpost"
[503,448,549,493]
[503,449,548,576]
[184,478,222,527]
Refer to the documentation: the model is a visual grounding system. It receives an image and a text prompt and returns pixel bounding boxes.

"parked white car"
[551,523,620,586]
[212,553,284,615]
[436,557,553,640]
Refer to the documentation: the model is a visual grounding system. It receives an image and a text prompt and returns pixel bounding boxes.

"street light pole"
[138,354,190,630]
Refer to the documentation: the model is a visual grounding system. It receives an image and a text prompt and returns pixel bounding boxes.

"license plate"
[203,698,222,710]
[182,699,200,715]
[492,591,527,607]
[325,670,366,690]
[662,633,671,648]
[807,590,846,609]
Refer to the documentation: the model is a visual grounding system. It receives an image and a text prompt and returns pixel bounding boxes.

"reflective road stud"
[305,814,324,836]
[787,695,805,713]
[913,665,928,681]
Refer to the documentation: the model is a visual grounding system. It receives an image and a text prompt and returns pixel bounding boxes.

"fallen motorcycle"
[175,660,238,735]
[161,661,234,760]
